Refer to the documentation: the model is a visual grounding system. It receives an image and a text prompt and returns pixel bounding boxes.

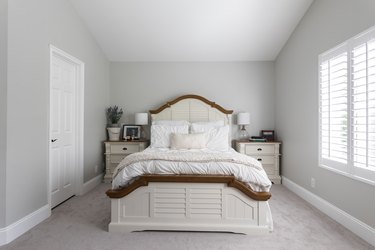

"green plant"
[106,105,123,125]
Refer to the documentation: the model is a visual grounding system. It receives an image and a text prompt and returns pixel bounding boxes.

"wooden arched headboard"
[149,94,233,125]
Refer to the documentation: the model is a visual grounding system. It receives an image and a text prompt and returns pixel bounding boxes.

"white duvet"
[112,147,272,192]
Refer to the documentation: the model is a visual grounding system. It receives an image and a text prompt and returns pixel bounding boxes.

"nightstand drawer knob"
[257,158,262,161]
[122,147,128,151]
[257,148,262,151]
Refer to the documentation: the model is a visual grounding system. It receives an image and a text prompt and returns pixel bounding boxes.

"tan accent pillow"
[170,133,207,150]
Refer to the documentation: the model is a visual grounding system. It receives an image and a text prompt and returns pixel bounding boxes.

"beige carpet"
[1,184,373,250]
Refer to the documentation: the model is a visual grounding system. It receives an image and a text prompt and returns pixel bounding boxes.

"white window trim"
[318,25,375,186]
[319,163,375,186]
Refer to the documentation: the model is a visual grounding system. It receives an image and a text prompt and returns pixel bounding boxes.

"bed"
[106,94,273,234]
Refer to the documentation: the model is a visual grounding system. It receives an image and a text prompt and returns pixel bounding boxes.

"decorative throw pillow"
[170,133,207,150]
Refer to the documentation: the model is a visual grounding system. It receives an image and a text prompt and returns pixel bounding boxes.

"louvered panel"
[151,111,172,121]
[189,100,210,122]
[189,198,222,204]
[320,52,348,164]
[320,61,330,158]
[352,39,375,170]
[154,198,186,203]
[319,26,375,183]
[369,43,375,171]
[155,203,186,208]
[154,188,186,218]
[189,189,222,219]
[171,101,190,121]
[154,208,186,215]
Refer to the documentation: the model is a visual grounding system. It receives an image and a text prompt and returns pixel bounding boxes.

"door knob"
[51,139,58,142]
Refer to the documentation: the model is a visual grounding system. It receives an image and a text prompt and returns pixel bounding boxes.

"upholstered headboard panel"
[149,95,233,125]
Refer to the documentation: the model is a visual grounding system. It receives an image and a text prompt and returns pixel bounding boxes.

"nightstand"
[103,140,149,183]
[235,141,281,184]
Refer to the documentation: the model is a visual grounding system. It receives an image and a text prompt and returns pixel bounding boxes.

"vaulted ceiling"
[69,0,313,61]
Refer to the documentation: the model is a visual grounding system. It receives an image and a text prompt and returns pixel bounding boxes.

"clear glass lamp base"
[238,128,249,140]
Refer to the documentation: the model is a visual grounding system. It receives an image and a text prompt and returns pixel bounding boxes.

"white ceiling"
[69,0,313,62]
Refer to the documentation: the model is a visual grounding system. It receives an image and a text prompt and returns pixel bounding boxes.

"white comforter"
[112,147,272,192]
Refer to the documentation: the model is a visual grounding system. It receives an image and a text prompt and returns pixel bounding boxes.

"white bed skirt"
[109,182,273,234]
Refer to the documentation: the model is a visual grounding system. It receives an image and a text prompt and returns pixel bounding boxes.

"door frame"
[48,45,85,208]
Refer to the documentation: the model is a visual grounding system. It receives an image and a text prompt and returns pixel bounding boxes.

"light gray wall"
[44,0,110,182]
[0,0,7,228]
[275,0,375,228]
[5,0,109,225]
[110,62,275,138]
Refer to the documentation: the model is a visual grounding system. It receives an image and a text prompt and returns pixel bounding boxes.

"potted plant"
[106,106,123,141]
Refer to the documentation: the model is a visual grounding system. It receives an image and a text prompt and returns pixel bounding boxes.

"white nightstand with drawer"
[235,141,281,184]
[104,140,149,183]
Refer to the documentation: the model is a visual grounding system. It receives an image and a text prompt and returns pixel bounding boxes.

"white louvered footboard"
[109,182,272,234]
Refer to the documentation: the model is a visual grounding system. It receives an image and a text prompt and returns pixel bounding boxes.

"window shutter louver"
[352,39,375,171]
[319,25,375,184]
[319,51,348,168]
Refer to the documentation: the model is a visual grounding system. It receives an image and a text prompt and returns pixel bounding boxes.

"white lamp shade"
[237,112,250,125]
[135,113,148,125]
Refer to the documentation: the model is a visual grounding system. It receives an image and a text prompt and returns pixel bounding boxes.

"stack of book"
[249,136,267,142]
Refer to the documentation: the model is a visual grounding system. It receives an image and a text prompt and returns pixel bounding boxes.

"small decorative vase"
[107,127,121,141]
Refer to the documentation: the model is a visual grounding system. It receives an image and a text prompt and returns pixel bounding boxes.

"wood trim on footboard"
[106,175,271,201]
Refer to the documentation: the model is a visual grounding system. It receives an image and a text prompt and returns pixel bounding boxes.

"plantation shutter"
[351,38,375,172]
[319,26,375,184]
[319,47,348,170]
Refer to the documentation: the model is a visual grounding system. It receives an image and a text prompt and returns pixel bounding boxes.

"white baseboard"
[282,176,375,247]
[80,173,103,195]
[0,174,103,246]
[0,204,50,246]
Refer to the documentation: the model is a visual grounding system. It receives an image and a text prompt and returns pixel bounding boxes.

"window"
[319,26,375,185]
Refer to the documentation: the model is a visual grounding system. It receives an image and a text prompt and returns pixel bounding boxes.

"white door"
[50,49,79,208]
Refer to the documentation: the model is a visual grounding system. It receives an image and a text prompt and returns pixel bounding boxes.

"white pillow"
[150,124,189,148]
[152,120,190,126]
[191,124,229,151]
[170,133,207,150]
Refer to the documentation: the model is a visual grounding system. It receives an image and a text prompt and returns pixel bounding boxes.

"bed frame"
[106,94,273,234]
